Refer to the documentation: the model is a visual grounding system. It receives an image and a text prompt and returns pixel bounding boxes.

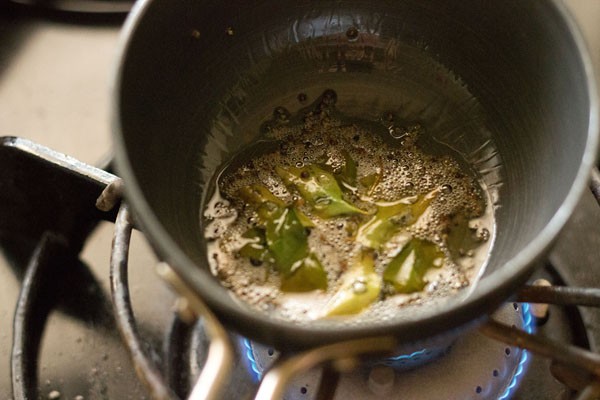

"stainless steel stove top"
[1,1,600,399]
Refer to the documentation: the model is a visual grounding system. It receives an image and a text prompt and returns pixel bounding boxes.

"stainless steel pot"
[113,0,598,352]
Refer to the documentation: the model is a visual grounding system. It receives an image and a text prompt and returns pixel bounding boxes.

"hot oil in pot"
[203,89,494,324]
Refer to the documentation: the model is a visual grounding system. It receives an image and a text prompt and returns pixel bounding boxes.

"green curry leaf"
[238,183,286,207]
[238,228,272,264]
[236,185,327,292]
[281,253,328,292]
[264,207,309,275]
[383,238,444,293]
[356,189,438,249]
[339,150,357,186]
[276,164,367,218]
[324,249,382,316]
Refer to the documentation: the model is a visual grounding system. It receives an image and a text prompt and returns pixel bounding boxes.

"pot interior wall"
[117,0,592,337]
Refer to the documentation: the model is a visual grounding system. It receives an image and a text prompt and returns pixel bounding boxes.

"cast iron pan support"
[6,135,600,400]
[12,233,72,399]
[109,201,179,400]
[107,191,235,400]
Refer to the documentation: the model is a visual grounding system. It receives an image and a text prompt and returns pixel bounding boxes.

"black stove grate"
[3,138,600,399]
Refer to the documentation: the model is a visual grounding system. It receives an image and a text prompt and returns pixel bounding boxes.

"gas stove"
[1,2,600,399]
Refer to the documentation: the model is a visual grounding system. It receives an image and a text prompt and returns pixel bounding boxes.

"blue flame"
[239,339,431,382]
[386,348,427,361]
[242,338,262,382]
[497,302,534,400]
[240,302,536,396]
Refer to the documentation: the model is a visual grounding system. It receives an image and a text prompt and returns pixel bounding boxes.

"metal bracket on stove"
[480,319,600,400]
[110,203,179,400]
[110,201,234,400]
[254,336,398,400]
[156,263,234,400]
[0,137,119,249]
[481,277,600,400]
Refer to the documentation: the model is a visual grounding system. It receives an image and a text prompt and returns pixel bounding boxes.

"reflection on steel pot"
[113,0,598,350]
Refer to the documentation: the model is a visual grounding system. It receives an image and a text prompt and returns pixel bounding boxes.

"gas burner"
[179,302,534,400]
